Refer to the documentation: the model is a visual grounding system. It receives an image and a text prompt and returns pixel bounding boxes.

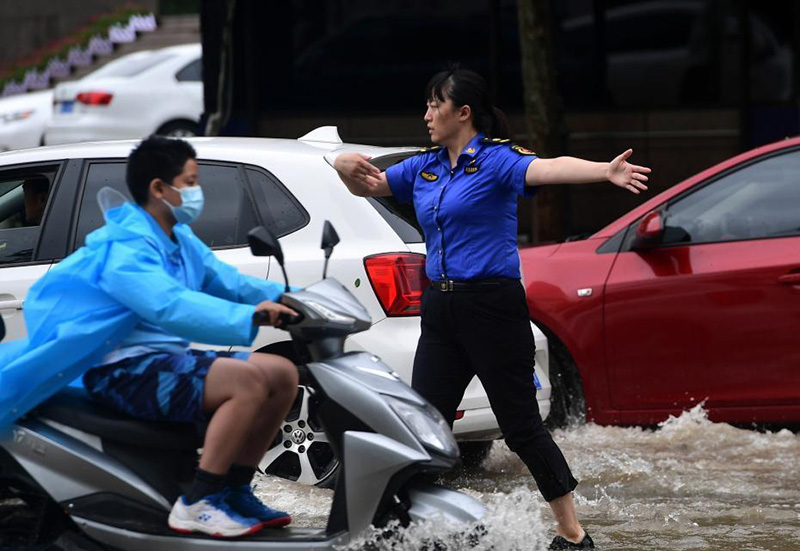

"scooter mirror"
[248,226,284,265]
[321,221,340,279]
[248,226,290,292]
[321,220,340,258]
[0,316,5,342]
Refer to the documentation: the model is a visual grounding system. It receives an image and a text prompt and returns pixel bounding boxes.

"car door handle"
[0,299,23,311]
[778,273,800,285]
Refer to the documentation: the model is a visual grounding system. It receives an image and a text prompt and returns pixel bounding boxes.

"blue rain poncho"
[0,190,284,430]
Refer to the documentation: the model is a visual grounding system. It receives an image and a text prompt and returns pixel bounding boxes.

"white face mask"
[162,184,204,224]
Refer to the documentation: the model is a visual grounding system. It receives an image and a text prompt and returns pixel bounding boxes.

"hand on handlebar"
[252,300,300,327]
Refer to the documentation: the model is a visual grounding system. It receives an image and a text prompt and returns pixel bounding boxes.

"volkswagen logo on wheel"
[291,429,306,445]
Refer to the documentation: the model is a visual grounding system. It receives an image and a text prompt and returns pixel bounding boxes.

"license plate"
[59,101,74,114]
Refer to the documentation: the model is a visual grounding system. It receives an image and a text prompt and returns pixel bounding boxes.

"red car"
[522,137,800,427]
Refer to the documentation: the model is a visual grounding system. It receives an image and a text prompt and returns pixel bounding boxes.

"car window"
[665,150,800,244]
[74,161,259,250]
[243,167,308,237]
[176,58,202,82]
[366,154,423,243]
[367,197,423,244]
[0,166,58,265]
[84,51,176,80]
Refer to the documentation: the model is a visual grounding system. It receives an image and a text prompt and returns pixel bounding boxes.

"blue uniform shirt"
[385,133,538,281]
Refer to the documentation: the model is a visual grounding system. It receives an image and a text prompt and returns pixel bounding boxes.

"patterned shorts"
[82,349,251,423]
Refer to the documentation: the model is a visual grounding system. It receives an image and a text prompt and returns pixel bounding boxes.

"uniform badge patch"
[511,145,536,156]
[466,147,476,154]
[464,163,479,174]
[420,171,439,181]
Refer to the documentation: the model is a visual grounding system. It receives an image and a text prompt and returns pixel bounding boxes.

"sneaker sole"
[260,516,292,529]
[168,519,264,538]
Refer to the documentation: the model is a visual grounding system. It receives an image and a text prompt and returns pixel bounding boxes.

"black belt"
[430,278,517,292]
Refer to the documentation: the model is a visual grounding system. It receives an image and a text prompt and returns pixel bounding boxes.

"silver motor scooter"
[0,222,486,551]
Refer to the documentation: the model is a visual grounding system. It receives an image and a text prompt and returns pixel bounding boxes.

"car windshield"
[83,51,176,80]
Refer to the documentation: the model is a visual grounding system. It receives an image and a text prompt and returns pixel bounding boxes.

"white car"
[0,128,551,486]
[0,89,53,152]
[45,43,202,145]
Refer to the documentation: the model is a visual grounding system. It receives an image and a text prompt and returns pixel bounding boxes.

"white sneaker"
[168,489,262,537]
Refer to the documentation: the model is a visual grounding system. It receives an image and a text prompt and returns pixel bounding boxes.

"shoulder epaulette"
[414,145,442,155]
[480,138,536,155]
[509,144,537,155]
[480,137,511,145]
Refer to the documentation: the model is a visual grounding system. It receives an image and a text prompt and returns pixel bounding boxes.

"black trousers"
[412,280,578,502]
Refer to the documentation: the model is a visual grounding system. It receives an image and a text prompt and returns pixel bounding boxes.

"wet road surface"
[255,405,800,551]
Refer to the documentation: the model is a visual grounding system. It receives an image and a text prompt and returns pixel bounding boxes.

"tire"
[156,120,199,138]
[458,440,493,468]
[544,336,586,429]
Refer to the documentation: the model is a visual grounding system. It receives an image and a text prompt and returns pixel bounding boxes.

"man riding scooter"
[0,136,299,537]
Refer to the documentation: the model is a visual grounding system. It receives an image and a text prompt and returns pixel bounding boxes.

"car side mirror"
[0,316,5,342]
[630,211,665,251]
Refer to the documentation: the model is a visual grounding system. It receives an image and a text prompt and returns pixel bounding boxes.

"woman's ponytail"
[490,106,511,140]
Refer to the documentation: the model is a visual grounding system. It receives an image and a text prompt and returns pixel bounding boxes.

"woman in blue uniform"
[334,68,650,550]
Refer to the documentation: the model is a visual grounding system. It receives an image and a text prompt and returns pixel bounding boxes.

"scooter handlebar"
[253,310,304,327]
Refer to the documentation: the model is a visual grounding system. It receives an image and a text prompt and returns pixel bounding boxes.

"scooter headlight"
[386,396,459,457]
[305,300,355,324]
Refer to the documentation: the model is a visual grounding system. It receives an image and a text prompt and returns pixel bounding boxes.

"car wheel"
[258,384,339,489]
[157,120,199,138]
[458,440,493,468]
[544,337,586,429]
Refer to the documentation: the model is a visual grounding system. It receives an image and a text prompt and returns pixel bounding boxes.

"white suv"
[0,129,551,486]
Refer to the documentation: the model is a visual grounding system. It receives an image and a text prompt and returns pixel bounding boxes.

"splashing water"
[339,491,549,551]
[256,405,800,551]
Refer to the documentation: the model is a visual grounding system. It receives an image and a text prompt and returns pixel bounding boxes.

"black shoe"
[549,532,594,550]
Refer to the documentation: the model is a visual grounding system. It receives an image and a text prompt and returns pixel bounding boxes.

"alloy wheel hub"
[290,429,306,445]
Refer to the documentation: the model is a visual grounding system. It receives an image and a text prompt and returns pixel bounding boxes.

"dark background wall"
[202,0,800,242]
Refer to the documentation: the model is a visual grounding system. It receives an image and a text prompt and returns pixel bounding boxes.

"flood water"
[255,405,800,551]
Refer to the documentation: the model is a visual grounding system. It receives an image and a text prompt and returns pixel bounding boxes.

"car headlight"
[0,110,35,125]
[385,395,459,457]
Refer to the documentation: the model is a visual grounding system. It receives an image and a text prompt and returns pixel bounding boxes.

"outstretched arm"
[334,153,392,197]
[526,149,651,194]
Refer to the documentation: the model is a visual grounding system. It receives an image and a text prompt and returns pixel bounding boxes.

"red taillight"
[76,91,114,106]
[455,410,465,420]
[364,253,430,317]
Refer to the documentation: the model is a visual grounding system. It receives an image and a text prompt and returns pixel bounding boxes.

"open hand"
[607,149,651,194]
